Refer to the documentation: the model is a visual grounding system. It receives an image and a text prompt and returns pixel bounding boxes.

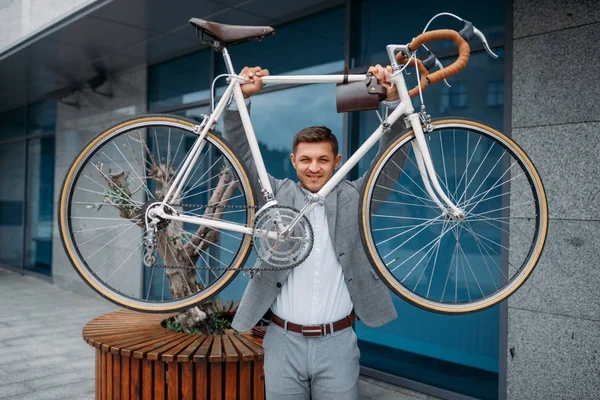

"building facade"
[0,1,598,399]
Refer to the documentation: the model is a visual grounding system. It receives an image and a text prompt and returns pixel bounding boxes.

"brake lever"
[435,59,452,88]
[423,45,451,88]
[473,27,499,59]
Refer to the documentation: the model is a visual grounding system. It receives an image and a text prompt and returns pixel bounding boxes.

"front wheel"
[360,118,548,314]
[58,114,255,312]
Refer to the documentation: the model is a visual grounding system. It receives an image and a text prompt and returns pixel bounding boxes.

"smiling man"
[223,65,403,400]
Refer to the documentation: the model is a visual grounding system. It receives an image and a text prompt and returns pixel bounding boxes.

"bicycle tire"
[360,118,548,314]
[58,114,255,312]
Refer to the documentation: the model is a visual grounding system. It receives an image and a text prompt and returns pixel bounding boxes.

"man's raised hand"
[367,64,399,102]
[240,66,270,99]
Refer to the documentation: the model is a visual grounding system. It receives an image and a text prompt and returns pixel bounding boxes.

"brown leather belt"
[271,313,355,337]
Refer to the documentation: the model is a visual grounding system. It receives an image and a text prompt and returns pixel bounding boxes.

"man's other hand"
[368,64,399,101]
[240,66,270,99]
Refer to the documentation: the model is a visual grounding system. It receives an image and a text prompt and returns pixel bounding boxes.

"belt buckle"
[301,325,323,337]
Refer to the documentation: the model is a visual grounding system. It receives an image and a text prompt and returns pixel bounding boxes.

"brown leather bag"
[336,73,387,113]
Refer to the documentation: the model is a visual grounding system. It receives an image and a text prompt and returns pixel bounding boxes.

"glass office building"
[0,1,509,398]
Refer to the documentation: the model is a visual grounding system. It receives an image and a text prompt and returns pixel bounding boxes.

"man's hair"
[292,126,338,155]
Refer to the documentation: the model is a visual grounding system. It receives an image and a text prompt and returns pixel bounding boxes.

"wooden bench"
[83,308,265,400]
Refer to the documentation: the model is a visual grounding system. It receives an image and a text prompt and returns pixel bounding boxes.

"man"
[224,65,402,399]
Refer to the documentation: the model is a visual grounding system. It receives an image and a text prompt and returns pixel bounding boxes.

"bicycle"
[58,13,548,315]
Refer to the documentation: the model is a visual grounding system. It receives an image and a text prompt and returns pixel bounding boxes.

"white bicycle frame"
[153,44,463,236]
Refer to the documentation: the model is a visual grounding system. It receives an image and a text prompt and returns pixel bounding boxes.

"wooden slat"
[229,334,255,362]
[195,362,208,399]
[223,335,238,400]
[113,354,121,400]
[109,333,167,355]
[161,335,200,362]
[121,333,182,357]
[102,350,107,400]
[175,335,206,362]
[193,336,213,363]
[167,362,179,400]
[154,360,165,400]
[144,334,191,360]
[107,353,113,400]
[130,358,141,400]
[210,362,222,400]
[237,335,265,360]
[181,362,194,400]
[121,356,130,400]
[239,361,251,400]
[209,335,223,363]
[210,335,223,400]
[141,359,152,400]
[96,349,101,400]
[229,334,253,400]
[253,359,265,400]
[225,361,237,400]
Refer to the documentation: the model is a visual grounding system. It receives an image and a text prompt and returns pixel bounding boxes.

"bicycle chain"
[149,203,299,273]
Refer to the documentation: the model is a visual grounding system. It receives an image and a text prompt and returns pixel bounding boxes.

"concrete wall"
[51,64,147,298]
[507,0,600,399]
[0,0,99,52]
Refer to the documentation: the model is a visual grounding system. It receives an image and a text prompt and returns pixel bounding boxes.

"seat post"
[221,47,236,75]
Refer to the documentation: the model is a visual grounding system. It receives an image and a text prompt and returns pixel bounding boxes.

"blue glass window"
[216,6,345,77]
[355,0,506,67]
[148,49,212,111]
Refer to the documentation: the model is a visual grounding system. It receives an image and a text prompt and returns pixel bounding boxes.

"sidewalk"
[0,268,428,400]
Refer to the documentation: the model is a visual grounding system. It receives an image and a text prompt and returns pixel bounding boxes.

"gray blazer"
[222,106,402,332]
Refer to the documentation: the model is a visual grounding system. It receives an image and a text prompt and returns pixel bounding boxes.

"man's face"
[290,141,342,193]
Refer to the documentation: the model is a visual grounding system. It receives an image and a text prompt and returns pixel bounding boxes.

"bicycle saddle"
[189,18,274,46]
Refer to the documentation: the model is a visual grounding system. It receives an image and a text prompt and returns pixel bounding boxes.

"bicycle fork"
[407,113,464,219]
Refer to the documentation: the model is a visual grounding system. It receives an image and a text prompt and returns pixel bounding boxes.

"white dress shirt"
[271,200,353,325]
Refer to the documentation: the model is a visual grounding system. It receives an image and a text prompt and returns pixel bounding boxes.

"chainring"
[252,206,314,269]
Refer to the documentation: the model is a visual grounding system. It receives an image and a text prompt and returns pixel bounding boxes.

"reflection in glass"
[24,137,55,275]
[0,141,26,267]
[148,49,212,111]
[215,6,345,77]
[356,0,506,67]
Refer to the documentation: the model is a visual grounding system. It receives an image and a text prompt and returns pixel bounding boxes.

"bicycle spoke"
[106,241,145,284]
[376,216,446,246]
[375,183,439,208]
[112,141,154,200]
[371,198,439,208]
[81,222,140,260]
[99,152,145,204]
[81,176,143,206]
[414,218,450,292]
[95,232,145,274]
[180,155,223,200]
[425,218,450,298]
[457,141,494,206]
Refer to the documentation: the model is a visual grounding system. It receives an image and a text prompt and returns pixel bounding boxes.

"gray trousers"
[262,322,360,400]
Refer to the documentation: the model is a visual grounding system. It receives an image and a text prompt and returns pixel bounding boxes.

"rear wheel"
[360,118,548,313]
[58,114,255,312]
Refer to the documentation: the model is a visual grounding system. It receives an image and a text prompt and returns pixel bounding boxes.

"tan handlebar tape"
[396,29,471,96]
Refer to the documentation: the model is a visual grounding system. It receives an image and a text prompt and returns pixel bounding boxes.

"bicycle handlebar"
[397,29,470,98]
